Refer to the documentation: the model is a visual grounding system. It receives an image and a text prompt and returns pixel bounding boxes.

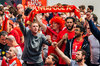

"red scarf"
[28,5,80,22]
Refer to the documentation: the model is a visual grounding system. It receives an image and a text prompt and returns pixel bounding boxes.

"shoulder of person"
[83,39,89,45]
[37,33,45,38]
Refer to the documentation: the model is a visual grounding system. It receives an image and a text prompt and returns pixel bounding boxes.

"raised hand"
[85,12,92,21]
[36,14,42,22]
[62,33,68,40]
[52,42,58,48]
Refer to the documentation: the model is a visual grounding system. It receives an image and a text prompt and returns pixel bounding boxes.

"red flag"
[1,58,7,66]
[2,15,8,31]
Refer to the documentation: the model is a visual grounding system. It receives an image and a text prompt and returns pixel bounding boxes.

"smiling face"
[0,35,7,45]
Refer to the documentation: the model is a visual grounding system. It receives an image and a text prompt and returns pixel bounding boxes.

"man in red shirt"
[13,21,24,51]
[2,47,22,66]
[7,20,21,45]
[56,17,75,66]
[64,25,90,65]
[36,15,65,56]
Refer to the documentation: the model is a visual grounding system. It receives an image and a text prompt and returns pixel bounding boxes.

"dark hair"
[62,4,68,6]
[24,8,32,16]
[9,7,17,17]
[0,31,8,37]
[76,25,85,32]
[17,14,22,20]
[50,53,59,65]
[0,6,4,16]
[56,3,62,6]
[92,14,98,22]
[65,17,75,22]
[88,5,94,12]
[79,5,85,10]
[77,49,86,56]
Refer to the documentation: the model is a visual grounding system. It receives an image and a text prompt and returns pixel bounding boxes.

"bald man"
[2,47,22,66]
[6,35,23,63]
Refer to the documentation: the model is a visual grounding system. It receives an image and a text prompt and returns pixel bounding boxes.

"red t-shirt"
[56,28,75,64]
[56,28,75,52]
[56,28,75,41]
[8,57,22,66]
[45,27,59,56]
[46,27,58,42]
[8,29,21,44]
[72,39,84,59]
[14,27,23,37]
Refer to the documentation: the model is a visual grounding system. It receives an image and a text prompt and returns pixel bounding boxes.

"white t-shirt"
[70,60,87,66]
[15,45,23,63]
[88,35,100,64]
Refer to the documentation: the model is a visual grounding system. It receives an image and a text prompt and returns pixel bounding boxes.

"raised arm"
[57,33,68,48]
[86,13,100,41]
[52,42,71,65]
[36,14,47,32]
[42,34,51,46]
[17,14,28,36]
[88,20,100,41]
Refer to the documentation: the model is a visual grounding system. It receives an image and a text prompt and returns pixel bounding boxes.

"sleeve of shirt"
[19,22,28,36]
[88,20,100,41]
[82,41,90,60]
[70,60,76,66]
[41,34,51,46]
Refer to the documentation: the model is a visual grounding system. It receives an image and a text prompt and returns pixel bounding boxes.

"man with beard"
[64,25,90,65]
[52,42,87,66]
[55,17,75,66]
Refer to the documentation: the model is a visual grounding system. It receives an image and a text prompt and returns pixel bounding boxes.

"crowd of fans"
[0,2,100,66]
